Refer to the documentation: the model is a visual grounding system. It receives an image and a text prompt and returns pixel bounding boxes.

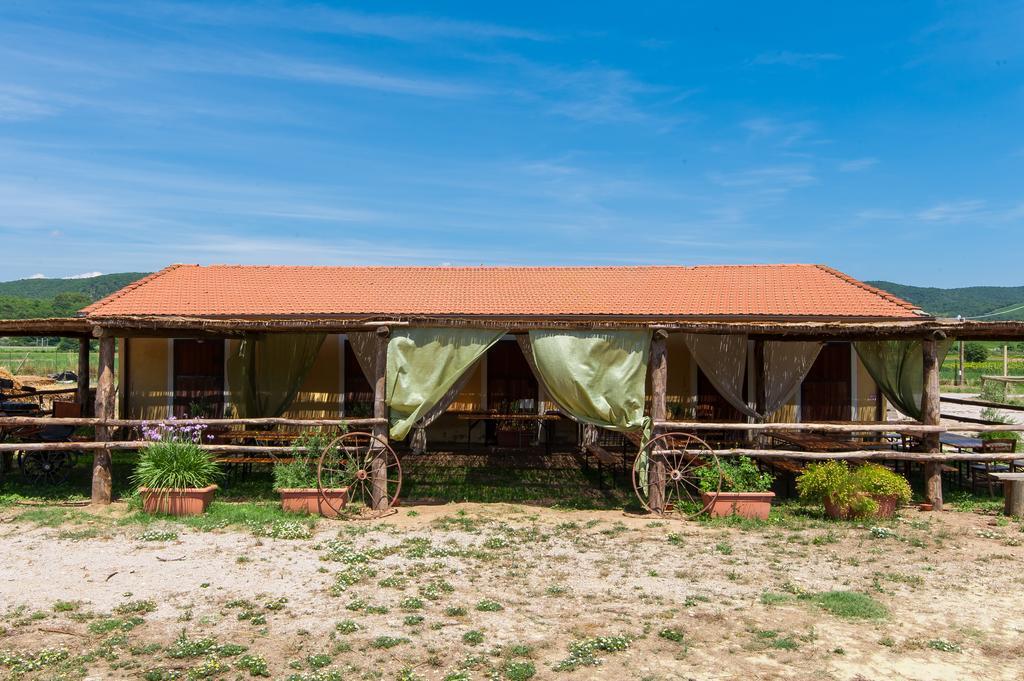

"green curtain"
[527,330,652,436]
[853,340,952,420]
[387,328,506,440]
[227,333,326,417]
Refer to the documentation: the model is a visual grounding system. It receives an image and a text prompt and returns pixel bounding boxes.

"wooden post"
[371,326,390,510]
[77,338,91,416]
[648,330,668,513]
[753,339,766,418]
[92,333,116,505]
[957,340,964,387]
[921,337,943,511]
[1004,479,1024,517]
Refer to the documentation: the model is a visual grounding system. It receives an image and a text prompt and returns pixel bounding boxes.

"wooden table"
[992,472,1024,516]
[768,430,882,453]
[940,433,984,451]
[455,412,562,454]
[219,430,304,446]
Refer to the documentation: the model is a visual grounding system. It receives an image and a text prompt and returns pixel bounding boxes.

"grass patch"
[808,591,888,620]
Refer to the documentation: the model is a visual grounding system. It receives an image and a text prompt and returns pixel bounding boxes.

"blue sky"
[1,1,1022,286]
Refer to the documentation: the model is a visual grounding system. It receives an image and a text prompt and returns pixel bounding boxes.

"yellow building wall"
[855,353,882,422]
[666,333,696,419]
[280,335,343,420]
[124,338,172,420]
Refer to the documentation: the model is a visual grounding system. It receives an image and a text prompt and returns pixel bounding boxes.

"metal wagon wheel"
[18,450,77,486]
[317,432,402,519]
[632,432,721,518]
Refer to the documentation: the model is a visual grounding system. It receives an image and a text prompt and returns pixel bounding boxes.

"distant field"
[0,346,100,380]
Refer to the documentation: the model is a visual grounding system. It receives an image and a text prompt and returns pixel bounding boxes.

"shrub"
[849,464,911,503]
[978,408,1020,443]
[273,430,341,490]
[132,426,220,491]
[963,342,989,363]
[698,456,773,493]
[795,461,852,506]
[796,461,909,519]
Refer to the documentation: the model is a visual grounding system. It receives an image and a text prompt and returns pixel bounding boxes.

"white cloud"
[136,3,549,43]
[28,273,46,279]
[740,117,821,147]
[709,164,817,192]
[158,48,480,99]
[916,199,988,223]
[63,271,103,279]
[838,157,879,172]
[751,51,842,67]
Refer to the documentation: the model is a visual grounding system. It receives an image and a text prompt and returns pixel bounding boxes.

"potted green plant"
[133,420,220,516]
[796,461,910,519]
[697,456,775,519]
[849,464,912,518]
[274,431,348,518]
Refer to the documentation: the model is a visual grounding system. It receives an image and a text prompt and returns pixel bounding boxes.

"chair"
[974,438,1018,497]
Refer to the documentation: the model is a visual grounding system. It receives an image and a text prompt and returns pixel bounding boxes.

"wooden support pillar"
[753,339,766,421]
[648,330,668,513]
[92,333,116,505]
[371,326,390,510]
[921,337,943,511]
[956,340,964,387]
[77,338,91,416]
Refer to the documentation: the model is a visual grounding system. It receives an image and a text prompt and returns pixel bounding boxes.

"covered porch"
[5,312,1024,512]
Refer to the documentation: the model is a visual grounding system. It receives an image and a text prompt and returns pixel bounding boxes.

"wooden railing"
[0,416,387,454]
[0,416,1020,461]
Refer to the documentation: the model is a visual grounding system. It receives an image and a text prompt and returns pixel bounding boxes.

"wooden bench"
[991,473,1024,516]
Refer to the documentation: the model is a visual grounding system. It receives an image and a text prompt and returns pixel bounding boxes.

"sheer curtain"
[682,334,821,420]
[227,333,326,417]
[854,340,952,420]
[387,328,506,440]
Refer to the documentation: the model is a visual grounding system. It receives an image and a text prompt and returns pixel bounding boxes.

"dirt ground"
[2,502,1024,680]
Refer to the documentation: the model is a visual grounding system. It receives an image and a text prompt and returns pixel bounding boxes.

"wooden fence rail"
[0,416,387,428]
[652,420,1024,434]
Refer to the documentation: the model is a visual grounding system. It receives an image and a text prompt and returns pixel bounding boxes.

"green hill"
[867,281,1024,320]
[0,273,148,320]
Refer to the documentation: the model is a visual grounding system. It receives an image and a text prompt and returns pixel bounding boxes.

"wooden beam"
[941,395,1024,412]
[92,334,115,505]
[77,338,91,416]
[0,441,1018,463]
[648,330,668,513]
[0,416,384,428]
[371,325,390,510]
[921,338,943,510]
[73,315,1024,340]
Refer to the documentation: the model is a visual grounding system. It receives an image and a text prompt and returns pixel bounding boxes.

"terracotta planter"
[140,485,217,516]
[918,502,933,512]
[871,494,900,519]
[701,491,775,520]
[279,488,348,518]
[823,494,901,520]
[823,497,848,520]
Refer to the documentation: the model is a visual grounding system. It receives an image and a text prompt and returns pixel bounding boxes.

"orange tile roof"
[81,264,924,319]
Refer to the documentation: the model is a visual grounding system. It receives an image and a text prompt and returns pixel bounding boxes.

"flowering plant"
[140,416,211,444]
[132,417,220,491]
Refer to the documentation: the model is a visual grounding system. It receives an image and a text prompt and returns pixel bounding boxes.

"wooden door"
[801,342,851,422]
[486,340,537,413]
[173,339,224,418]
